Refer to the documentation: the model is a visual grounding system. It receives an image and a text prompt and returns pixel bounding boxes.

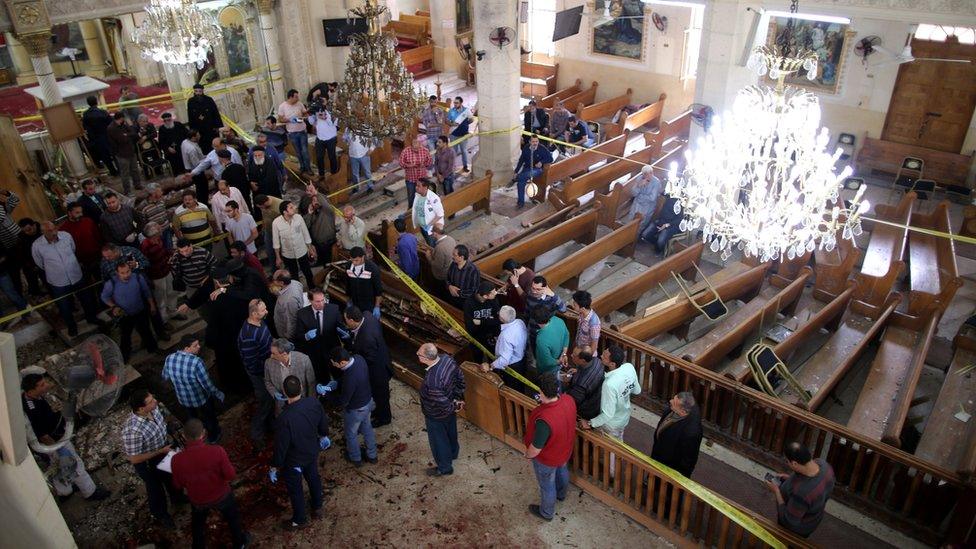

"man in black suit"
[650,391,704,478]
[296,288,341,382]
[343,305,392,428]
[522,100,550,144]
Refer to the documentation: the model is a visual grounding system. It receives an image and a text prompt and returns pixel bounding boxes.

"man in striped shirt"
[137,183,173,249]
[765,442,835,538]
[238,299,274,447]
[0,190,22,250]
[170,238,216,294]
[418,343,465,476]
[446,244,480,308]
[172,191,218,248]
[162,334,225,443]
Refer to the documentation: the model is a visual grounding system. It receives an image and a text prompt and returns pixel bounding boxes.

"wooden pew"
[653,109,692,149]
[591,242,703,317]
[383,20,428,46]
[680,268,811,370]
[560,81,599,114]
[537,133,627,203]
[370,137,393,167]
[521,60,559,97]
[554,140,661,209]
[399,44,434,71]
[813,230,861,301]
[856,135,975,187]
[577,89,633,123]
[399,14,431,35]
[599,93,666,139]
[779,294,902,411]
[847,311,940,447]
[722,283,858,383]
[474,209,600,276]
[915,331,976,479]
[593,144,686,228]
[852,192,915,318]
[536,79,583,109]
[619,262,770,342]
[907,202,962,319]
[539,217,640,290]
[770,251,811,287]
[404,171,493,233]
[415,10,430,16]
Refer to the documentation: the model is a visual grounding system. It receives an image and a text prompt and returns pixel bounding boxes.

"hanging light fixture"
[665,1,868,263]
[333,0,427,139]
[131,0,221,68]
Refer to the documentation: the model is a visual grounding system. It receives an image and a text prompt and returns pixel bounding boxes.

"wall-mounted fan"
[688,103,714,132]
[854,35,881,65]
[489,26,515,49]
[652,12,667,33]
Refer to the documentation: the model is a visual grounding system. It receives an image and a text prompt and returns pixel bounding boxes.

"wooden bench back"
[475,209,600,276]
[907,201,962,318]
[383,20,427,44]
[399,14,431,34]
[538,133,627,201]
[592,242,704,316]
[577,89,633,122]
[540,217,640,290]
[555,141,660,209]
[399,44,434,67]
[536,79,583,108]
[655,109,692,146]
[812,231,861,302]
[852,191,915,317]
[777,284,856,364]
[404,171,493,233]
[621,93,667,133]
[856,135,975,187]
[521,60,558,79]
[561,81,599,114]
[593,143,686,228]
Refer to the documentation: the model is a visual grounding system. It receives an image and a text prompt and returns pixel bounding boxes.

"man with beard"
[157,112,189,174]
[186,84,222,153]
[183,265,249,391]
[248,145,283,199]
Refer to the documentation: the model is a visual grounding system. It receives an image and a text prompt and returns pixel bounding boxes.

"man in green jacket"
[532,307,569,380]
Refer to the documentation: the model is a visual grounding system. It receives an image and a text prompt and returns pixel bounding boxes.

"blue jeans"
[288,131,311,173]
[350,155,373,190]
[344,400,378,462]
[516,168,543,206]
[532,459,569,519]
[283,460,323,524]
[441,175,455,194]
[0,273,28,313]
[406,179,417,209]
[50,280,98,334]
[453,139,469,169]
[425,414,459,474]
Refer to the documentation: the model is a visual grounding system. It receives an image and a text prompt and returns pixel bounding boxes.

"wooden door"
[881,36,976,153]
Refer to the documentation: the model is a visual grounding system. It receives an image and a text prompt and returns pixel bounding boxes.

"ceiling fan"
[866,26,972,66]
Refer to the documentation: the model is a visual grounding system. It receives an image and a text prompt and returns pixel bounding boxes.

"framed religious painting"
[765,16,856,95]
[589,0,647,62]
[456,0,472,34]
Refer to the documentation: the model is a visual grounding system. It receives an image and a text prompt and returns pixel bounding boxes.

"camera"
[308,96,327,115]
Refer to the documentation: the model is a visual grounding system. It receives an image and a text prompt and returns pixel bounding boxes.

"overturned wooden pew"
[538,217,640,291]
[679,268,811,371]
[592,242,703,318]
[852,192,915,318]
[536,133,627,202]
[619,262,769,342]
[907,201,962,320]
[475,209,600,276]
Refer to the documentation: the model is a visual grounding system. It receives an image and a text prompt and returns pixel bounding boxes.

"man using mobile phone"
[764,442,835,538]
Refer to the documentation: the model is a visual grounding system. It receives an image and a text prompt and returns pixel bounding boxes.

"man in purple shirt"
[393,218,420,280]
[101,262,160,360]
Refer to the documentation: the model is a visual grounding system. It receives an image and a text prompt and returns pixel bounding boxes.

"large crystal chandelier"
[131,0,221,68]
[334,0,426,139]
[665,4,868,263]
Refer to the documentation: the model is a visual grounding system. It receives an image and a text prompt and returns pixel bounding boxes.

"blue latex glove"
[304,328,318,341]
[336,326,351,339]
[315,383,333,396]
[274,391,287,401]
[326,380,338,392]
[319,436,332,450]
[372,306,381,318]
[293,466,302,473]
[215,390,225,403]
[56,446,73,458]
[268,468,278,484]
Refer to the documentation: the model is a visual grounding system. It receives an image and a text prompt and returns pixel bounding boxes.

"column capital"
[18,31,51,57]
[254,0,274,15]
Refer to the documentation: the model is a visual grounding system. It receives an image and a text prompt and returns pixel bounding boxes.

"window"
[681,5,705,80]
[915,24,976,45]
[528,0,557,56]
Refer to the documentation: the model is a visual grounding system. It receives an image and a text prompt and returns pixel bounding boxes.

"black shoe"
[363,447,378,464]
[344,452,363,467]
[157,515,177,529]
[85,487,111,501]
[310,507,323,520]
[528,504,552,521]
[557,494,566,502]
[426,467,452,477]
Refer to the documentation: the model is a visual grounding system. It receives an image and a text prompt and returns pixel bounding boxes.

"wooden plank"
[591,242,704,316]
[915,348,976,477]
[853,192,914,316]
[907,202,962,318]
[557,141,661,207]
[536,79,582,109]
[399,43,434,67]
[561,82,599,114]
[520,60,559,97]
[399,14,431,34]
[384,20,427,45]
[813,232,861,302]
[404,171,492,233]
[538,133,627,202]
[474,209,599,276]
[594,145,687,228]
[620,263,770,342]
[622,93,667,132]
[847,314,938,446]
[681,268,811,370]
[578,88,633,122]
[540,217,640,290]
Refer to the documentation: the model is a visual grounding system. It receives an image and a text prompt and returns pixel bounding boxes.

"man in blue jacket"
[270,376,331,530]
[319,347,377,466]
[513,135,553,209]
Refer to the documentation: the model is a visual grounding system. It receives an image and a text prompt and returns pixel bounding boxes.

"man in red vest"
[523,373,577,521]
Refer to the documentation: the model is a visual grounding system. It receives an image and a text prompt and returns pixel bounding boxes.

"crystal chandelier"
[131,0,221,68]
[665,4,867,263]
[334,0,427,139]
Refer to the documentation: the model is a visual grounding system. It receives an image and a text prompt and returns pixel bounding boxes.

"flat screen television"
[552,6,584,42]
[323,18,368,47]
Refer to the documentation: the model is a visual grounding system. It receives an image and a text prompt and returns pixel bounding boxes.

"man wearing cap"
[187,84,222,153]
[158,112,189,175]
[247,145,283,199]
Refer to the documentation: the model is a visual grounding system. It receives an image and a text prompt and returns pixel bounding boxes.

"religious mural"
[765,16,855,95]
[219,6,252,77]
[590,0,646,62]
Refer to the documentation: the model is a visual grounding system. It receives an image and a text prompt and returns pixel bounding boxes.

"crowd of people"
[5,82,836,547]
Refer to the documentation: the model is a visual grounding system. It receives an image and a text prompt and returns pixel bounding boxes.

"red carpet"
[0,75,172,133]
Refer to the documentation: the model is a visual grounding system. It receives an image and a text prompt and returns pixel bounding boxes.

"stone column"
[255,0,283,100]
[5,33,37,84]
[20,32,88,178]
[470,0,520,182]
[162,64,197,122]
[78,20,109,78]
[693,0,760,129]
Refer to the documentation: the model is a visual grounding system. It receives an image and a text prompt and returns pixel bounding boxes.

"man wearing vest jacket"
[524,373,577,521]
[418,343,466,476]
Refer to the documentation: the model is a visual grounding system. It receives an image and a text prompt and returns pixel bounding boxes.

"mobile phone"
[764,472,775,482]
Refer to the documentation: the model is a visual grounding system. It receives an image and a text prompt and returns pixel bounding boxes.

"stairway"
[412,71,469,99]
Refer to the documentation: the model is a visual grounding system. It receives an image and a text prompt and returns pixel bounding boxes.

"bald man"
[337,205,366,251]
[417,343,465,476]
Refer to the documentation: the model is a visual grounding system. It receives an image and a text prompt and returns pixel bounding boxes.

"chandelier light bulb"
[132,0,221,68]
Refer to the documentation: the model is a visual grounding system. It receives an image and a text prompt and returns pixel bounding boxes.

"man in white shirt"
[31,222,99,336]
[183,140,242,206]
[309,107,339,178]
[223,201,259,254]
[272,200,316,285]
[337,205,366,251]
[344,129,375,193]
[277,89,311,174]
[210,179,249,231]
[181,130,205,173]
[411,178,444,246]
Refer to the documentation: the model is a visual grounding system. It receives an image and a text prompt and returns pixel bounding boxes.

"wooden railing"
[560,318,976,546]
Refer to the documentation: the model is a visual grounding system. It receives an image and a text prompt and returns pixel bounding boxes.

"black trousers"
[191,491,247,548]
[119,309,157,361]
[188,396,222,443]
[134,457,179,521]
[283,255,315,288]
[313,240,335,267]
[193,173,211,206]
[368,365,392,424]
[315,137,338,175]
[165,151,186,175]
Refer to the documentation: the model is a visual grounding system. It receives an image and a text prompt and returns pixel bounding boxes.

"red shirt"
[140,237,172,280]
[59,217,103,266]
[505,268,535,314]
[524,394,577,467]
[242,252,268,283]
[399,146,432,182]
[170,439,235,505]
